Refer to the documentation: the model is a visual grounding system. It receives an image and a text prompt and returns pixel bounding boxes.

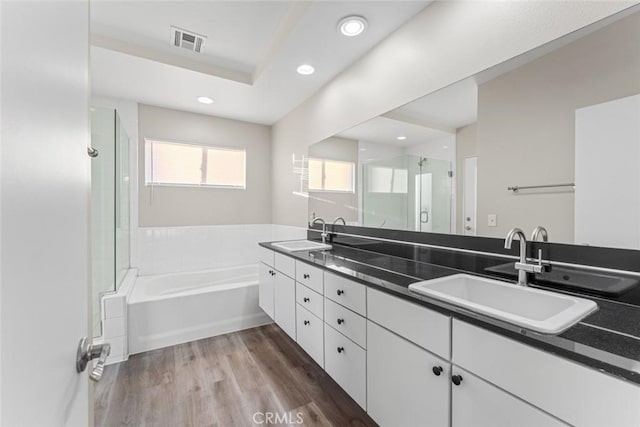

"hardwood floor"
[95,324,378,426]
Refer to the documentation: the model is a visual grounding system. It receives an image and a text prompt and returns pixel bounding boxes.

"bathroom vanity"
[258,240,640,427]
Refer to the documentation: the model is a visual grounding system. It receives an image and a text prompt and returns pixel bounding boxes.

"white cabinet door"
[259,262,275,320]
[452,368,567,427]
[274,271,296,339]
[367,321,450,427]
[324,323,367,409]
[453,320,640,427]
[296,304,324,368]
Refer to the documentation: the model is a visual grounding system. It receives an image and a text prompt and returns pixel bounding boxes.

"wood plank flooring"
[95,324,378,427]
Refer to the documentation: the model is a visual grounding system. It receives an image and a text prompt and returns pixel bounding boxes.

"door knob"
[76,337,111,382]
[337,318,344,325]
[432,366,443,376]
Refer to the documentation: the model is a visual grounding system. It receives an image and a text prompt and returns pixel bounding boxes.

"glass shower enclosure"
[362,155,452,233]
[90,107,130,337]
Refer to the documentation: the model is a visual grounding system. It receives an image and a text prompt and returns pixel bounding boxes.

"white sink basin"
[408,274,597,334]
[271,240,332,252]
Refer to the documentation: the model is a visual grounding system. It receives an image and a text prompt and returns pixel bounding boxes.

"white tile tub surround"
[135,224,306,276]
[96,268,137,365]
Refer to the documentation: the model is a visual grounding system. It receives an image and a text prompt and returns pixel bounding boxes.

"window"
[308,158,355,192]
[368,166,408,193]
[145,139,246,188]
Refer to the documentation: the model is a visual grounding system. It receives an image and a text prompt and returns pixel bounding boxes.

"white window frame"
[307,157,356,193]
[144,138,246,189]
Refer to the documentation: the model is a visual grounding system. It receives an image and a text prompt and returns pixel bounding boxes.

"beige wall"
[455,123,477,233]
[271,1,637,226]
[476,10,640,242]
[308,136,359,224]
[138,104,271,226]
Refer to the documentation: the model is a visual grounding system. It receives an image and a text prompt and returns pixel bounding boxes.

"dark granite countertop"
[259,241,640,386]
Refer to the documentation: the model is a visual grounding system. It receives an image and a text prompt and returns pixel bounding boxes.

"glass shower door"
[90,107,130,337]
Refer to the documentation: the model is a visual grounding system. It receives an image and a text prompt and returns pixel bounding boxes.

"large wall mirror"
[307,8,640,250]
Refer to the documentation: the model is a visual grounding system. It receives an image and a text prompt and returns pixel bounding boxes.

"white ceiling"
[91,1,431,125]
[338,115,453,147]
[337,76,478,147]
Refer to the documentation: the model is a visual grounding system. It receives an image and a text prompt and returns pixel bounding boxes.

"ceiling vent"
[170,26,206,54]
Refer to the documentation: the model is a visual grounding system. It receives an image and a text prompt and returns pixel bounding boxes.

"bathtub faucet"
[311,218,328,244]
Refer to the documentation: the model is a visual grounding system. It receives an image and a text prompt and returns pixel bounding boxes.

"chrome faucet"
[312,218,328,244]
[504,228,544,286]
[332,216,346,230]
[531,226,548,242]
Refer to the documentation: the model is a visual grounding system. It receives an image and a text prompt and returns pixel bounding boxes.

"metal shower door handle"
[76,337,111,382]
[421,211,429,223]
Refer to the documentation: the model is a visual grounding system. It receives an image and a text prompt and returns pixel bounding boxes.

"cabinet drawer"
[274,252,295,279]
[453,320,640,427]
[324,323,366,410]
[367,287,450,359]
[296,282,323,319]
[324,297,366,348]
[324,272,366,316]
[259,247,274,266]
[295,262,323,294]
[296,305,324,368]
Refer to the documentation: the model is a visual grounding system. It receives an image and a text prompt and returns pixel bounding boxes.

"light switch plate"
[488,214,497,227]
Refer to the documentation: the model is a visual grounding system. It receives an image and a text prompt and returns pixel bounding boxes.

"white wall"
[272,1,638,226]
[138,104,272,227]
[476,10,640,242]
[136,224,305,276]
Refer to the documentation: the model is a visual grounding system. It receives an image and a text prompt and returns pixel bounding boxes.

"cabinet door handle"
[337,289,344,296]
[451,374,463,386]
[337,346,345,353]
[304,320,310,326]
[337,318,344,325]
[303,297,310,303]
[303,274,310,279]
[432,366,443,376]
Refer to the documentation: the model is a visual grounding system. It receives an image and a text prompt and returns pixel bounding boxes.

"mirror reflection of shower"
[362,154,452,232]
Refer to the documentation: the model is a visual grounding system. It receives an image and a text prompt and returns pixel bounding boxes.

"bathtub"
[128,264,272,354]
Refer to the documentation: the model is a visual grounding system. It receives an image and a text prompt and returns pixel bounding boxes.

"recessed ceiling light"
[197,96,213,104]
[397,136,407,141]
[338,16,368,37]
[297,64,315,75]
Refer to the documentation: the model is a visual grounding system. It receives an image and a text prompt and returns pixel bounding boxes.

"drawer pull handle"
[337,318,344,325]
[303,297,310,303]
[337,346,345,354]
[432,366,443,376]
[303,274,310,279]
[337,289,344,296]
[304,320,310,326]
[451,374,463,386]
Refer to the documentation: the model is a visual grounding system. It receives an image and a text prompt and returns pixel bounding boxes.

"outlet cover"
[488,214,497,227]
